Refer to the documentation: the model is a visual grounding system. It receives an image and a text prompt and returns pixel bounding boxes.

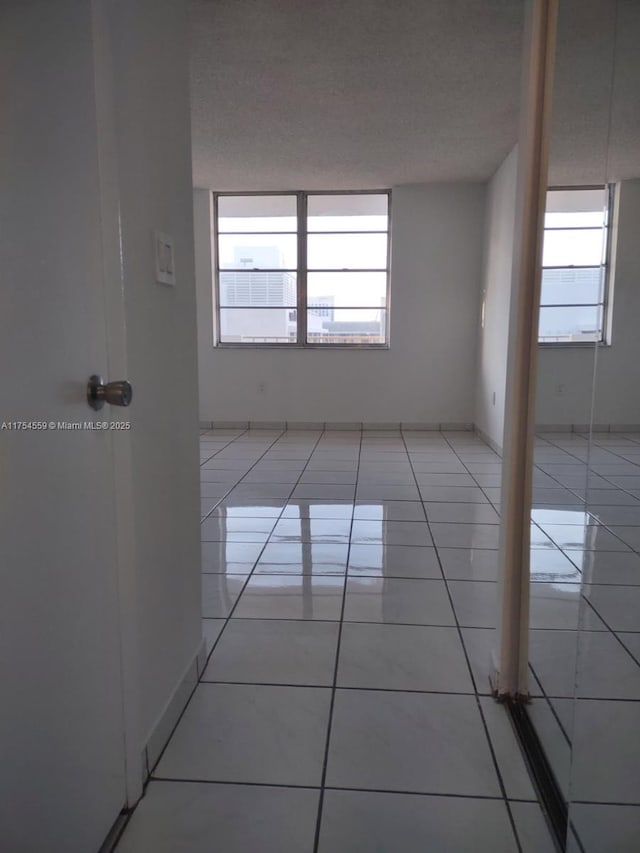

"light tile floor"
[527,431,640,852]
[115,427,583,852]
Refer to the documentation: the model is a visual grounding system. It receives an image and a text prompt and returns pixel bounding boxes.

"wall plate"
[154,230,175,286]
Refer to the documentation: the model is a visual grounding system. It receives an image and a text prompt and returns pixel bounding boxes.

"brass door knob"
[87,375,133,410]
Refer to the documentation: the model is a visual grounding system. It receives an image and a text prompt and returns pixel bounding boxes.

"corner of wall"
[474,145,519,450]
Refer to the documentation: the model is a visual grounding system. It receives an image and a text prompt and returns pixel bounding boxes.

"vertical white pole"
[495,0,559,699]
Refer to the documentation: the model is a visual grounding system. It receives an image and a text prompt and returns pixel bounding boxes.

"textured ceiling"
[189,0,640,190]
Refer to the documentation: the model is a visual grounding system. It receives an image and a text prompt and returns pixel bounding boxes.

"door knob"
[87,375,133,410]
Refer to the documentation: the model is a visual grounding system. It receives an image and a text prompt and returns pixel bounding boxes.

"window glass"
[214,192,390,346]
[539,187,612,344]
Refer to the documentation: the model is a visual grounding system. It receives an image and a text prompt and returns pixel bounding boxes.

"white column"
[495,0,559,698]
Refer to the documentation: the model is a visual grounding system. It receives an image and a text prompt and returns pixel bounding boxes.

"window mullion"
[601,183,615,344]
[298,192,308,347]
[213,192,221,346]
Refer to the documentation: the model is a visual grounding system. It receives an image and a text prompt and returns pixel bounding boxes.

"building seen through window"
[539,186,613,344]
[215,192,390,346]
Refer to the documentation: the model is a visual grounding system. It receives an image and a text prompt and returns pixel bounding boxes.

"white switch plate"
[154,230,175,286]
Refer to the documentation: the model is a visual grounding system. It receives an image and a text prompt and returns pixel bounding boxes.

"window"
[214,191,390,346]
[539,186,613,344]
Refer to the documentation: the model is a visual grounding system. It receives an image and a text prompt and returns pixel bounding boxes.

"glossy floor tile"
[353,499,425,521]
[201,618,225,653]
[571,698,640,804]
[448,580,497,628]
[439,548,498,581]
[201,574,247,618]
[337,623,473,692]
[155,683,331,786]
[115,428,557,853]
[583,583,640,631]
[530,629,640,699]
[254,542,349,574]
[343,577,455,625]
[270,517,352,543]
[202,619,339,686]
[318,790,519,853]
[423,501,500,523]
[430,521,500,549]
[419,485,488,503]
[347,543,442,578]
[529,582,607,631]
[528,431,640,839]
[116,781,319,853]
[539,523,631,552]
[530,548,582,582]
[568,549,640,585]
[326,689,502,795]
[281,500,354,519]
[509,802,558,853]
[356,484,421,501]
[459,627,497,694]
[201,541,264,574]
[569,803,640,853]
[350,519,433,546]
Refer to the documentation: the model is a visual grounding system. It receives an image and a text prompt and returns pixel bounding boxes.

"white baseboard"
[473,426,503,456]
[141,637,207,782]
[199,420,476,432]
[536,423,640,434]
[201,420,640,436]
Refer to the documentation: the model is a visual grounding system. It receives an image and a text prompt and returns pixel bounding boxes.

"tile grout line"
[150,430,337,791]
[311,426,364,853]
[148,428,297,783]
[149,774,546,801]
[575,593,640,671]
[538,431,640,518]
[202,430,638,846]
[200,428,328,670]
[200,428,319,520]
[202,612,625,633]
[198,428,247,468]
[199,427,255,522]
[197,679,480,695]
[417,430,525,853]
[527,659,574,748]
[122,429,640,851]
[517,432,639,521]
[532,434,640,687]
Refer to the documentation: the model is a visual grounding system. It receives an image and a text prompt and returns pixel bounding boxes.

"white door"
[0,2,129,851]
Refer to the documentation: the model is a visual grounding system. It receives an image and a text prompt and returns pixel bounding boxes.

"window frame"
[538,183,615,348]
[212,189,392,349]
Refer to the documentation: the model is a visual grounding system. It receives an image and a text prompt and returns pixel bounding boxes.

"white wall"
[0,1,201,846]
[536,179,640,427]
[473,154,640,440]
[196,184,486,425]
[107,0,202,751]
[475,146,519,450]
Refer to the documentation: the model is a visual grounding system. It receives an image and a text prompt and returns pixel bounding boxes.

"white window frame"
[213,189,391,349]
[538,184,615,347]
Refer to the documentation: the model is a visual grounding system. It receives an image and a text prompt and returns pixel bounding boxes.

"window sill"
[538,341,611,349]
[214,343,390,351]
